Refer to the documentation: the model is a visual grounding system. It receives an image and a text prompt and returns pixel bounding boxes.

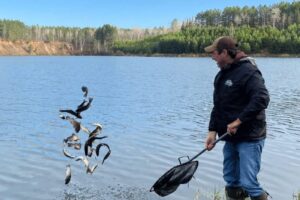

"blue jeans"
[223,139,265,197]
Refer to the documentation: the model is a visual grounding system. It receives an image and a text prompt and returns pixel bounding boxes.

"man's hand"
[227,118,242,135]
[205,131,217,151]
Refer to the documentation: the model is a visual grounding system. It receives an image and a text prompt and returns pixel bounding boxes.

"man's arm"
[238,71,270,122]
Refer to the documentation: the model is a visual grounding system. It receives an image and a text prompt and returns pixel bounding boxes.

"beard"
[217,62,231,70]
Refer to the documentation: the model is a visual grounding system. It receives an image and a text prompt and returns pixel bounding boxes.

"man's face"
[210,50,221,61]
[210,50,227,68]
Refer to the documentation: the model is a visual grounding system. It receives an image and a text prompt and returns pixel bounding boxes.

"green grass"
[194,188,224,200]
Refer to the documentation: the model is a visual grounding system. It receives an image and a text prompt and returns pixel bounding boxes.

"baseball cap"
[204,36,238,53]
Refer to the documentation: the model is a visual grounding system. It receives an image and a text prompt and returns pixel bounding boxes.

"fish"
[80,123,103,137]
[59,109,82,119]
[86,146,94,157]
[67,142,81,150]
[63,148,76,159]
[88,123,103,138]
[86,164,98,174]
[65,164,71,184]
[76,99,87,110]
[81,86,88,98]
[76,97,93,113]
[80,124,91,135]
[93,123,102,128]
[75,156,89,168]
[95,143,111,164]
[60,115,81,133]
[63,133,80,143]
[59,97,93,119]
[84,136,108,156]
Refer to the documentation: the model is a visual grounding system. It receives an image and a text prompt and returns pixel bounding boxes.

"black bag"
[150,160,198,197]
[150,132,229,197]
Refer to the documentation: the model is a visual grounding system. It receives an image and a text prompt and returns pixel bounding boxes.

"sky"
[0,0,295,29]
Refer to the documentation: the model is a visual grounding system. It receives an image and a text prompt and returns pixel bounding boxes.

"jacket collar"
[221,51,248,72]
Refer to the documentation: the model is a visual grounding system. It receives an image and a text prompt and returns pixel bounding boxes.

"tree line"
[195,1,300,29]
[1,1,300,55]
[114,24,300,54]
[0,19,171,54]
[115,1,300,55]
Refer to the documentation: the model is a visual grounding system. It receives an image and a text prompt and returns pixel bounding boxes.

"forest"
[1,1,300,55]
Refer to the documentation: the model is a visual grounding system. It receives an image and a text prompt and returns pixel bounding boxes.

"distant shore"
[0,40,299,58]
[110,52,300,58]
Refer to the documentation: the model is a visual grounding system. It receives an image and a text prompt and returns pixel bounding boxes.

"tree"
[95,24,117,47]
[257,5,270,27]
[196,9,222,26]
[0,20,27,40]
[271,7,281,28]
[171,19,181,32]
[222,7,241,26]
[0,22,6,38]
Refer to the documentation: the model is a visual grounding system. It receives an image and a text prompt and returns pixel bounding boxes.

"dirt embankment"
[0,40,74,56]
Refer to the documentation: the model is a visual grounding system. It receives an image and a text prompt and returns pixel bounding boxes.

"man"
[204,36,270,200]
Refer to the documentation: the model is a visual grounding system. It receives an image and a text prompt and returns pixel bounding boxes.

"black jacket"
[209,57,270,142]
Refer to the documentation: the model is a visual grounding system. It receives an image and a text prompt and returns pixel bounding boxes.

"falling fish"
[64,133,80,143]
[84,136,108,156]
[60,97,93,119]
[76,97,93,114]
[60,115,81,133]
[80,122,103,137]
[81,86,88,98]
[65,164,71,184]
[95,143,111,164]
[67,142,81,150]
[86,164,98,174]
[88,123,103,138]
[59,109,82,119]
[75,156,89,168]
[86,145,94,157]
[80,124,91,134]
[63,148,76,159]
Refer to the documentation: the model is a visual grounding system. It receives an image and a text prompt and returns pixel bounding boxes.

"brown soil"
[0,40,73,56]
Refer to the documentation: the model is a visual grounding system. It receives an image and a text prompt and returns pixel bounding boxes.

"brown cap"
[204,36,238,53]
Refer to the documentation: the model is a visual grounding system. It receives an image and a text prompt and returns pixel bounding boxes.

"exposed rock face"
[0,40,74,55]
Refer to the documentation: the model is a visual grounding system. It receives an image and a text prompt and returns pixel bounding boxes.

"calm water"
[0,56,299,200]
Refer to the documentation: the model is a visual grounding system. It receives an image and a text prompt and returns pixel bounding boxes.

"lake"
[0,56,299,200]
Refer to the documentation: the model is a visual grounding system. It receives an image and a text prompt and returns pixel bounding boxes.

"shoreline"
[1,52,300,58]
[0,53,300,58]
[121,53,300,58]
[0,40,299,58]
